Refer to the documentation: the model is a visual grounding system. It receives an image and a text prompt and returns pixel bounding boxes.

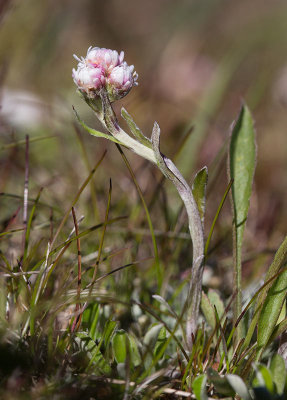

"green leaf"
[73,106,124,145]
[253,364,274,394]
[76,332,111,374]
[244,235,287,350]
[204,179,233,257]
[229,104,256,332]
[143,323,163,347]
[103,320,117,348]
[112,330,127,363]
[153,326,167,359]
[121,107,152,148]
[128,333,141,367]
[257,269,287,357]
[207,368,234,396]
[270,353,286,394]
[152,294,178,318]
[226,374,252,400]
[201,291,216,330]
[208,290,225,320]
[192,374,208,400]
[192,166,208,224]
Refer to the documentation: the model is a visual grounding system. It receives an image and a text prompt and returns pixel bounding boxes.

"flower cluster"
[72,46,138,102]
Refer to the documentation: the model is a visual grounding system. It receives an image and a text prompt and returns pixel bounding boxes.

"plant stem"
[95,93,205,350]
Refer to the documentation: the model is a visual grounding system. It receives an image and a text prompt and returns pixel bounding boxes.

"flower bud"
[72,46,138,103]
[107,62,138,102]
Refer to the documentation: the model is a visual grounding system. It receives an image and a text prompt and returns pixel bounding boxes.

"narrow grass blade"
[229,104,256,339]
[74,123,100,223]
[50,151,106,250]
[23,187,43,262]
[91,179,112,285]
[115,144,162,290]
[204,179,233,257]
[0,135,56,151]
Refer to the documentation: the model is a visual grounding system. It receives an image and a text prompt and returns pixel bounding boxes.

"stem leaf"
[73,107,124,145]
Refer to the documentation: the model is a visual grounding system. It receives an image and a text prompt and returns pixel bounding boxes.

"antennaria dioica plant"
[73,47,285,360]
[72,46,205,350]
[72,47,287,394]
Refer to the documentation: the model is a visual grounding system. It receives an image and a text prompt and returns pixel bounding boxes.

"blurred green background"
[1,0,287,286]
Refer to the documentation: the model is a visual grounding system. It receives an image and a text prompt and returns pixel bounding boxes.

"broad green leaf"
[76,332,111,374]
[201,291,216,330]
[229,104,256,332]
[112,330,127,363]
[253,364,274,394]
[258,269,287,357]
[208,290,225,320]
[226,374,252,400]
[270,353,286,394]
[192,374,208,400]
[143,323,163,371]
[244,235,287,350]
[121,107,152,148]
[192,166,208,224]
[143,323,163,347]
[128,333,141,367]
[207,368,234,396]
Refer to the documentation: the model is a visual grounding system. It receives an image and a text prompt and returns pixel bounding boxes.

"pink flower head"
[107,62,138,101]
[72,46,138,102]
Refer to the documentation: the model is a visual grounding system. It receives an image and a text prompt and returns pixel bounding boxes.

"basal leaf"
[226,374,252,400]
[253,364,274,394]
[112,329,127,363]
[257,269,287,358]
[208,289,225,321]
[192,374,208,400]
[201,291,216,330]
[270,353,286,394]
[207,368,234,396]
[229,104,256,333]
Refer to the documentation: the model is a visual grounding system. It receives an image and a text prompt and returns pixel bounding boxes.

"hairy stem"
[96,93,205,350]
